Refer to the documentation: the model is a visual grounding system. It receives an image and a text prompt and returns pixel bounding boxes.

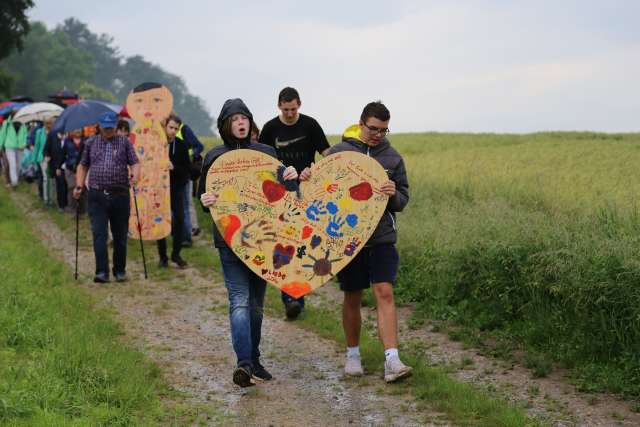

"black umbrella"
[48,89,79,100]
[10,95,34,103]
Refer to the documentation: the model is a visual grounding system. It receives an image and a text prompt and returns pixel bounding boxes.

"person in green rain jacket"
[0,119,10,184]
[3,118,27,187]
[32,118,54,203]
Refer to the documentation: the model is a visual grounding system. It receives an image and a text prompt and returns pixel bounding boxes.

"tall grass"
[391,132,640,397]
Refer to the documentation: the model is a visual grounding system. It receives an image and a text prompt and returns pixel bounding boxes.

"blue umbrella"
[0,102,29,117]
[51,100,122,134]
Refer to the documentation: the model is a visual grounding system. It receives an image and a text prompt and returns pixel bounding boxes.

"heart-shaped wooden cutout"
[206,149,389,298]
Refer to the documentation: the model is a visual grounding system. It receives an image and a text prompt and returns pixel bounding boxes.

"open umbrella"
[10,95,34,103]
[51,100,122,134]
[48,89,78,100]
[13,102,64,123]
[48,89,80,108]
[0,102,29,117]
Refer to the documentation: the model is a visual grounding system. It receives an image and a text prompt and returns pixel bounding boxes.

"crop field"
[390,132,640,397]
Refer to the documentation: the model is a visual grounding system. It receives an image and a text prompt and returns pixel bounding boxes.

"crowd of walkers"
[0,111,203,246]
[2,86,413,389]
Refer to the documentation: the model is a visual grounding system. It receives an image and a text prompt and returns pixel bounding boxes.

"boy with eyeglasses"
[300,100,411,382]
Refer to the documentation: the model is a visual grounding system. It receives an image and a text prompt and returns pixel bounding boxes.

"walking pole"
[132,186,148,279]
[74,202,80,280]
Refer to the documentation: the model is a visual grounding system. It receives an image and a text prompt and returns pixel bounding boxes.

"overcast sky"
[30,0,640,133]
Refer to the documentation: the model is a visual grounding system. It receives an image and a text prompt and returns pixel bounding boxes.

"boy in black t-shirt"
[259,87,330,319]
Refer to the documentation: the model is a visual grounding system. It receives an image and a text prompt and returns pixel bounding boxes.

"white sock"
[347,346,360,359]
[384,348,399,361]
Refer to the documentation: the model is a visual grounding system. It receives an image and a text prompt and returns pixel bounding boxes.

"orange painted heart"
[206,149,389,297]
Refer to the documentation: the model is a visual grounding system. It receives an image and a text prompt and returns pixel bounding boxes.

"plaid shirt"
[80,135,138,189]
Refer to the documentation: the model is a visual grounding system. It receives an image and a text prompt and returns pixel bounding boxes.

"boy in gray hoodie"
[300,101,411,382]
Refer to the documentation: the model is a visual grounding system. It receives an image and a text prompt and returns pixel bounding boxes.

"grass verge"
[0,185,204,425]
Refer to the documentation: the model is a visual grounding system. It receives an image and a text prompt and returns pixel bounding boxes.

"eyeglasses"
[362,122,390,136]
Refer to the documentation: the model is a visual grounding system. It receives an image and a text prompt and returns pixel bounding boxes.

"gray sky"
[30,0,640,133]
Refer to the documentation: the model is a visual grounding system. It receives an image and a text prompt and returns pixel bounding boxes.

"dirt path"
[13,191,439,427]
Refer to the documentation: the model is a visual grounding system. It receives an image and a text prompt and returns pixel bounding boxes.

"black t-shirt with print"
[259,114,330,173]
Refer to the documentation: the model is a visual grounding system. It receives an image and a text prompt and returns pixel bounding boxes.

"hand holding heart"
[200,192,219,207]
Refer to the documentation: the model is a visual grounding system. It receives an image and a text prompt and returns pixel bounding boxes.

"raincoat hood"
[341,124,391,154]
[217,98,253,148]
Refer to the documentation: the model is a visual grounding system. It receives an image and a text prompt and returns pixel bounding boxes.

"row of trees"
[0,0,34,96]
[0,14,214,135]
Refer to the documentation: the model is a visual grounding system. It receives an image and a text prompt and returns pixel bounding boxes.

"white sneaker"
[384,357,412,383]
[344,356,364,377]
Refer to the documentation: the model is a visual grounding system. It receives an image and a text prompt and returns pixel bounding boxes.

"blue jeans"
[218,246,266,368]
[88,189,130,277]
[281,291,305,307]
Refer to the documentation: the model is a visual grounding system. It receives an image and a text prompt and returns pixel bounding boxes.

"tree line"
[0,13,215,135]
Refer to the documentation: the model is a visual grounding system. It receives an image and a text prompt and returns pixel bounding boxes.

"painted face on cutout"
[126,85,173,123]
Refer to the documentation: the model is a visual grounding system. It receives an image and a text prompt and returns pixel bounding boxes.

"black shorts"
[337,244,400,292]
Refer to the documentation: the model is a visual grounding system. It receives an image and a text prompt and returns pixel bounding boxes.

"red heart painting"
[262,180,286,203]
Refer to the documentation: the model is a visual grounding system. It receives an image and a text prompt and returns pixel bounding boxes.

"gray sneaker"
[384,357,412,383]
[344,356,364,377]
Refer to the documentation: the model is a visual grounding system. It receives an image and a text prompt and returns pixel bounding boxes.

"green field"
[203,131,640,397]
[390,132,640,397]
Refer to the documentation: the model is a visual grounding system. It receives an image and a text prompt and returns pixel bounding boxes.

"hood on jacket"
[341,123,390,153]
[342,124,363,142]
[217,98,253,147]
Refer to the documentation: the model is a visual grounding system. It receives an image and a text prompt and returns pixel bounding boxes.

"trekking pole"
[74,202,80,280]
[132,186,148,279]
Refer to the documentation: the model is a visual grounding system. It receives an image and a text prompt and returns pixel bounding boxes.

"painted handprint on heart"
[326,201,339,215]
[346,214,358,228]
[279,201,301,223]
[240,219,276,248]
[326,214,345,238]
[306,200,327,221]
[344,237,362,256]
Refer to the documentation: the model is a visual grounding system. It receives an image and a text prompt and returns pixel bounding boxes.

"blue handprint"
[326,214,345,238]
[326,201,339,214]
[345,214,358,228]
[306,200,327,221]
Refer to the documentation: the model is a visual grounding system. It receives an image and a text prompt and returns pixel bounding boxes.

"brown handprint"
[278,201,301,223]
[240,219,277,249]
